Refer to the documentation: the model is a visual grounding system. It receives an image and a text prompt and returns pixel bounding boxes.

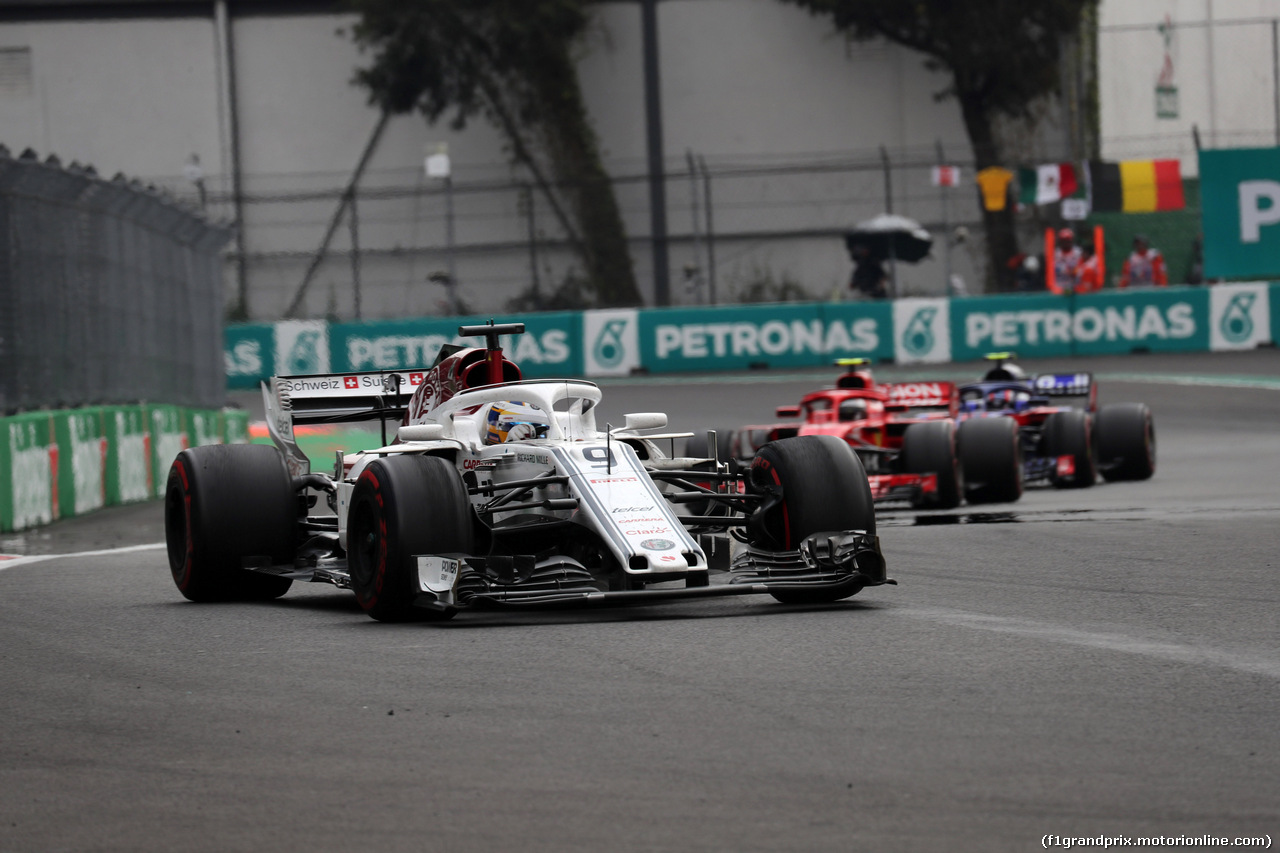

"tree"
[781,0,1096,291]
[347,0,642,307]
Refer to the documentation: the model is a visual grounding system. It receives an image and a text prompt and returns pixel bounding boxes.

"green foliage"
[347,0,641,307]
[781,0,1096,292]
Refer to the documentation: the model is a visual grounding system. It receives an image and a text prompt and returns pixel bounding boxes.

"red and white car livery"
[164,322,891,622]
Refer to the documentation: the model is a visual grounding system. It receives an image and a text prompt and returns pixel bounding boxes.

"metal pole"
[686,149,703,303]
[445,175,458,314]
[523,184,541,308]
[348,189,361,320]
[1273,18,1279,145]
[937,141,951,296]
[699,154,717,305]
[642,0,670,306]
[880,145,893,214]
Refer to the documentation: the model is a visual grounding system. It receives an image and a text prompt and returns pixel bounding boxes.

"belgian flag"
[1087,160,1185,212]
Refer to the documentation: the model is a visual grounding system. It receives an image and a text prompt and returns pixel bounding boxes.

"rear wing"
[1032,372,1097,410]
[883,381,957,411]
[268,371,423,424]
[261,371,424,477]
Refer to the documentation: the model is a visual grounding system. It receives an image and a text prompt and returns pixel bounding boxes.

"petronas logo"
[902,308,937,357]
[593,319,629,368]
[1220,292,1256,344]
[287,330,322,374]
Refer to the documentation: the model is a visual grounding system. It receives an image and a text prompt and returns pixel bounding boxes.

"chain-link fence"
[197,145,994,322]
[0,147,232,415]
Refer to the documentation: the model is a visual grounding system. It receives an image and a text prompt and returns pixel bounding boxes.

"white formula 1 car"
[165,322,890,621]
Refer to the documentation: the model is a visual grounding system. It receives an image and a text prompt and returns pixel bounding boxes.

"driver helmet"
[983,362,1027,382]
[986,388,1030,411]
[485,401,549,444]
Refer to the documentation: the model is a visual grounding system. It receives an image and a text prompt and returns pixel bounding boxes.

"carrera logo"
[462,459,495,470]
[589,477,638,484]
[344,376,358,389]
[616,517,668,525]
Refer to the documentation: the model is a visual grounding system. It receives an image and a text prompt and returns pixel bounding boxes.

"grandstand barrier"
[0,405,249,533]
[226,284,1278,387]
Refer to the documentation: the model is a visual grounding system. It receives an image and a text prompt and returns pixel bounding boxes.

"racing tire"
[956,417,1023,505]
[1094,403,1156,482]
[1041,410,1096,489]
[746,435,875,604]
[165,444,296,602]
[900,421,962,509]
[347,454,474,622]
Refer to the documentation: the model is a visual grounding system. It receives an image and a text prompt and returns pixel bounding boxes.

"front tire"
[165,444,296,602]
[957,417,1024,505]
[1041,410,1096,488]
[747,435,876,604]
[1094,403,1156,481]
[900,421,962,509]
[347,455,474,622]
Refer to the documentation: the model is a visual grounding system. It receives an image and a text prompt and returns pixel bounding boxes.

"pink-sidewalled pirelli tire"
[165,444,295,602]
[347,454,474,622]
[900,420,963,509]
[747,435,875,604]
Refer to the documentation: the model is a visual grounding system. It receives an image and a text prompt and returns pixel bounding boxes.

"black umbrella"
[844,214,934,263]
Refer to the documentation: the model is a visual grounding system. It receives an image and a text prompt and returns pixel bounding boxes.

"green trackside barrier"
[52,409,108,520]
[948,286,1212,362]
[636,301,894,373]
[225,323,276,390]
[222,408,250,444]
[0,412,57,532]
[1,405,254,533]
[329,311,581,378]
[146,405,187,500]
[226,286,1275,387]
[102,406,153,507]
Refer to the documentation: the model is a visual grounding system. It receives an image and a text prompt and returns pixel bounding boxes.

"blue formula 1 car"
[955,353,1156,495]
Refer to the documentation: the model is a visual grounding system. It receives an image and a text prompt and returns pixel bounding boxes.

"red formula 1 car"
[691,359,1023,508]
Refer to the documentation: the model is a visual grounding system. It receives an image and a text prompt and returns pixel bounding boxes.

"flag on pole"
[1087,160,1185,212]
[931,165,960,187]
[1018,164,1078,205]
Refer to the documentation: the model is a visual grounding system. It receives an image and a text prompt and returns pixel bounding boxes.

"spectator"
[1119,234,1168,287]
[848,243,888,299]
[1075,242,1104,292]
[1052,227,1082,292]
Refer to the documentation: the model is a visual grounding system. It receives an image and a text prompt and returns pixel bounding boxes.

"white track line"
[900,605,1280,679]
[0,542,165,571]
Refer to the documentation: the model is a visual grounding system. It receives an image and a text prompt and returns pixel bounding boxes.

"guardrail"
[0,405,248,533]
[226,284,1278,386]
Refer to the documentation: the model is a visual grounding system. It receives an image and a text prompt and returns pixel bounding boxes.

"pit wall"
[0,406,249,533]
[226,284,1277,387]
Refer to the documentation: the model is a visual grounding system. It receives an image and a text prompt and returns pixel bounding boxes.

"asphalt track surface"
[2,351,1278,852]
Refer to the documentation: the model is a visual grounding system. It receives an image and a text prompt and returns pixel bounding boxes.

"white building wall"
[3,0,1083,318]
[1099,0,1280,173]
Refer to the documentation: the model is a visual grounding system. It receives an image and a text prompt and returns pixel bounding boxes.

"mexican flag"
[1018,164,1078,205]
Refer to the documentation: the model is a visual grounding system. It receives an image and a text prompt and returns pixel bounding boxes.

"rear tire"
[900,421,962,509]
[347,455,474,622]
[747,435,875,604]
[1041,410,1096,488]
[165,444,296,602]
[957,418,1023,505]
[1094,403,1156,481]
